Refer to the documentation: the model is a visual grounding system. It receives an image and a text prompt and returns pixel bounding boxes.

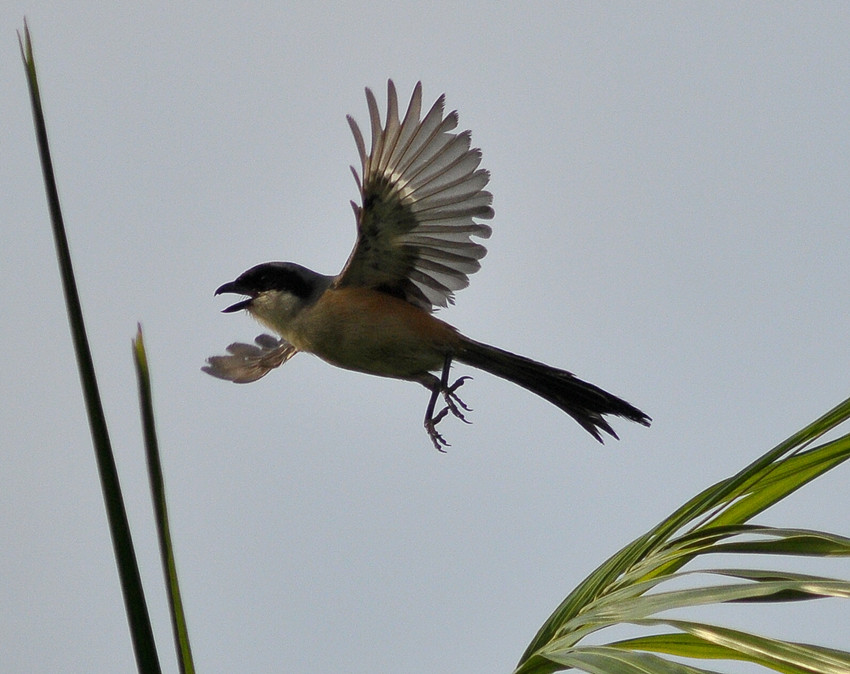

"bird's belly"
[293,288,457,379]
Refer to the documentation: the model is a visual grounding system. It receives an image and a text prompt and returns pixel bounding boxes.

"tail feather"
[455,336,650,442]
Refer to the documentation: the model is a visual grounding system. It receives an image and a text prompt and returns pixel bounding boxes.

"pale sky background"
[3,4,850,673]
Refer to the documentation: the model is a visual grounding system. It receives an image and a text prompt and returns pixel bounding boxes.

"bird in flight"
[205,81,650,450]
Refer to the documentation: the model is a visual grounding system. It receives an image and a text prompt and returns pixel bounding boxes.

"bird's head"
[215,262,332,333]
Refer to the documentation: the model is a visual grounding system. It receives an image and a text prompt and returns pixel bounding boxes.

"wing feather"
[347,116,367,172]
[365,87,383,178]
[394,101,454,177]
[410,168,490,203]
[384,82,423,171]
[336,81,493,310]
[203,335,298,384]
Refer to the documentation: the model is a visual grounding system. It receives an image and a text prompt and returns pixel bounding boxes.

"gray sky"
[3,4,850,673]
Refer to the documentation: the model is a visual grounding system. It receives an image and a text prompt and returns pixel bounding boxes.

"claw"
[443,376,473,423]
[422,357,474,450]
[425,407,451,452]
[447,375,472,398]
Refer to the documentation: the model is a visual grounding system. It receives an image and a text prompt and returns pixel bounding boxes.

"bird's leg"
[423,385,450,452]
[421,355,473,451]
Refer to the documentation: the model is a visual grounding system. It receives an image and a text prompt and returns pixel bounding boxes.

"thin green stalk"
[134,327,195,673]
[19,21,161,673]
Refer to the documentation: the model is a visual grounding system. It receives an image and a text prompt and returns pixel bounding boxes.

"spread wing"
[203,334,298,384]
[334,81,494,311]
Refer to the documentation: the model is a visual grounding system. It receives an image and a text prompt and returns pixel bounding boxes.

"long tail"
[455,336,651,442]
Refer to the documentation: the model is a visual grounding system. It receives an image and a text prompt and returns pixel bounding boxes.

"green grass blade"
[134,328,195,673]
[18,21,161,673]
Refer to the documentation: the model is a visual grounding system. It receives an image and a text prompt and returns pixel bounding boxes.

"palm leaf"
[516,397,850,673]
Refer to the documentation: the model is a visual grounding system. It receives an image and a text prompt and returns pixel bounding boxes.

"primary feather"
[335,81,494,310]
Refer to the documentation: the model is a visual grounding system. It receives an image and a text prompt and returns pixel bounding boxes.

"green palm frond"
[516,398,850,673]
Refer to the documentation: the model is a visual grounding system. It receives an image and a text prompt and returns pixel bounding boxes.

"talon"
[425,413,450,452]
[443,394,471,424]
[443,376,473,422]
[447,375,472,396]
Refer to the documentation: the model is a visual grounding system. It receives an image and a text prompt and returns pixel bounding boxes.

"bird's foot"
[424,376,473,451]
[441,376,472,423]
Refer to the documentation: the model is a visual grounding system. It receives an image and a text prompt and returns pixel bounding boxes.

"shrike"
[205,81,650,449]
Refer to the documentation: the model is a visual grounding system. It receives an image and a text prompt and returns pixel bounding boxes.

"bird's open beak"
[215,280,255,313]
